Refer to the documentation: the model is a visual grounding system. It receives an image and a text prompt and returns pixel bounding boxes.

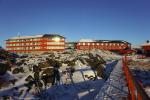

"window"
[47,46,64,49]
[35,47,40,49]
[47,42,64,45]
[33,42,36,45]
[52,37,61,42]
[30,47,32,50]
[83,43,85,45]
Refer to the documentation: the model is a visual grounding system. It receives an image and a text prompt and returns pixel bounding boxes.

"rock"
[0,63,9,75]
[12,68,20,74]
[25,75,34,82]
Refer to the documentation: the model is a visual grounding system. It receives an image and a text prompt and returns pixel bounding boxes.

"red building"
[141,43,150,56]
[76,39,131,52]
[6,34,65,54]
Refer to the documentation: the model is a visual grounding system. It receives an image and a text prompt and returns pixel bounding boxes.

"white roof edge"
[79,39,95,42]
[141,43,150,46]
[8,34,44,40]
[131,45,142,49]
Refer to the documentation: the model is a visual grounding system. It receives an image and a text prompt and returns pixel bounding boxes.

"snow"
[145,87,150,97]
[0,72,16,81]
[42,79,104,100]
[40,60,119,100]
[0,49,121,99]
[95,60,128,100]
[128,57,150,97]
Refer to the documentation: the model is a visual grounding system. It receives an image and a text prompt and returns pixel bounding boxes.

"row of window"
[7,38,41,42]
[47,46,64,49]
[6,42,41,46]
[47,42,64,45]
[78,46,126,49]
[6,41,65,46]
[7,38,65,42]
[7,46,65,50]
[7,47,38,50]
[78,43,126,46]
[77,45,127,48]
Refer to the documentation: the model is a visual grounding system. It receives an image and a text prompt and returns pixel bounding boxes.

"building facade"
[141,43,150,56]
[76,39,131,52]
[65,42,77,49]
[6,34,65,54]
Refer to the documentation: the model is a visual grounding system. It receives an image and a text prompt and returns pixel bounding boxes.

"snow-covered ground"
[95,60,128,100]
[126,56,150,98]
[0,50,121,99]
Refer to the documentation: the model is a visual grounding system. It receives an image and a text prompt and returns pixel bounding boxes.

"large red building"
[6,34,65,54]
[76,39,131,52]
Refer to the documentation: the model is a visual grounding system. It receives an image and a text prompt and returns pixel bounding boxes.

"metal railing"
[122,56,149,100]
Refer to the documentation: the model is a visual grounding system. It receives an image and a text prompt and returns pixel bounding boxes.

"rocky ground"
[0,49,120,99]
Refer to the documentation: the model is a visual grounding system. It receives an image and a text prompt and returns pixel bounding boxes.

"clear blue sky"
[0,0,150,47]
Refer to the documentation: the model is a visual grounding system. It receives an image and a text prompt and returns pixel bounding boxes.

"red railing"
[122,56,149,100]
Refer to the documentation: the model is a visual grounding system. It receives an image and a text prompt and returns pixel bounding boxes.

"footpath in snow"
[95,60,128,100]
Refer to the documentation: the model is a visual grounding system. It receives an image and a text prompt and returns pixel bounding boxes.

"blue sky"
[0,0,150,47]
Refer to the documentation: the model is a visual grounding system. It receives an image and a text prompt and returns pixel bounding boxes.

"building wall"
[6,36,65,54]
[76,42,130,51]
[142,45,150,56]
[65,42,77,49]
[142,45,150,50]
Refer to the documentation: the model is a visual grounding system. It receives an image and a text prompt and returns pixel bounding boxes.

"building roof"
[79,39,95,42]
[141,43,150,46]
[95,40,131,44]
[43,34,65,38]
[131,45,142,49]
[6,34,65,40]
[78,39,131,44]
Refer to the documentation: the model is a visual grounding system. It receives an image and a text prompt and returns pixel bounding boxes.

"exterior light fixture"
[53,37,60,42]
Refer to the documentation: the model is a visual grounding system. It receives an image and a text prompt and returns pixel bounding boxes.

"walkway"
[95,60,128,100]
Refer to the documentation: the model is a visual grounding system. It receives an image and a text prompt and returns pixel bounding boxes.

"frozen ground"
[95,60,128,100]
[0,50,121,99]
[0,61,119,100]
[35,60,118,100]
[128,56,150,98]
